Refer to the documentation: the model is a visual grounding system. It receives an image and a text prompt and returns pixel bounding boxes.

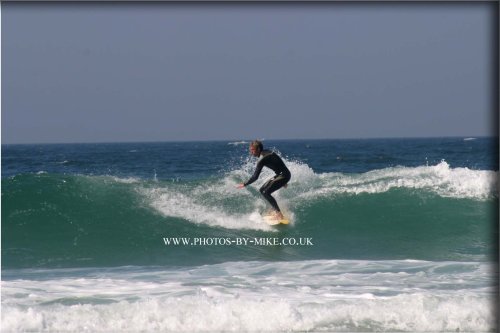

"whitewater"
[2,260,496,332]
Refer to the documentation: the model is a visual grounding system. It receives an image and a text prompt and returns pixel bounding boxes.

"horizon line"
[1,135,496,146]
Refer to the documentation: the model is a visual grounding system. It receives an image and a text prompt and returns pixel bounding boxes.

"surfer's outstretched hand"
[236,183,245,189]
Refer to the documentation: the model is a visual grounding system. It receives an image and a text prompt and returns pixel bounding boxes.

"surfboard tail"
[262,214,289,225]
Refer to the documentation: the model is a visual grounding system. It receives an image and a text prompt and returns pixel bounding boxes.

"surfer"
[237,140,291,219]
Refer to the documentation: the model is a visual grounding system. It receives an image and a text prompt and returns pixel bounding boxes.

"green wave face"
[2,165,497,268]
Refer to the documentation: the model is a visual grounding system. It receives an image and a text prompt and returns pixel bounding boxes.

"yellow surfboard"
[262,214,289,225]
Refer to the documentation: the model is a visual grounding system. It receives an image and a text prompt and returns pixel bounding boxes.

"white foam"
[227,141,248,146]
[109,176,141,184]
[294,161,497,201]
[2,260,496,332]
[140,186,274,231]
[83,174,141,184]
[5,295,491,332]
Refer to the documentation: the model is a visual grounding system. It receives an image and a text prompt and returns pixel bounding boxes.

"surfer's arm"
[242,161,264,187]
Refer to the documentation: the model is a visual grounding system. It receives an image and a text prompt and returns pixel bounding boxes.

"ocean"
[1,137,498,332]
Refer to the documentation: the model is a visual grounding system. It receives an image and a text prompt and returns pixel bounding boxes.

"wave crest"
[288,160,497,201]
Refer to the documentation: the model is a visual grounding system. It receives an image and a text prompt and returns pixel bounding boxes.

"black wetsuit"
[243,150,291,212]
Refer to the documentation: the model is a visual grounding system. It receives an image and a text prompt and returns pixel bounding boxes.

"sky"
[1,3,496,144]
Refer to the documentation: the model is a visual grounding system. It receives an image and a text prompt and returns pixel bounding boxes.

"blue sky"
[2,3,496,144]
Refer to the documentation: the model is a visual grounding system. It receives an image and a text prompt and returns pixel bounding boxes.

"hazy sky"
[2,3,496,144]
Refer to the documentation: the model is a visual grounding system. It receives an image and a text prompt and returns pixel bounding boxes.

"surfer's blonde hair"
[250,140,263,152]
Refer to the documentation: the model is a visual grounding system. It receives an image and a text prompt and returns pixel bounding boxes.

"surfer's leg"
[259,176,289,213]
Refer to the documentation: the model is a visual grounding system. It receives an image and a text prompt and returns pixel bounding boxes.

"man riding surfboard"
[237,140,291,220]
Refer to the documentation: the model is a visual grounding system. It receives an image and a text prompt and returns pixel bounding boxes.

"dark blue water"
[2,137,497,179]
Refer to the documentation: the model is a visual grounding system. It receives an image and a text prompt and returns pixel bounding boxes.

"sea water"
[2,138,498,331]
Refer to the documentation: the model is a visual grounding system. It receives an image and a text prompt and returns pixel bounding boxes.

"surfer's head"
[249,140,263,157]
